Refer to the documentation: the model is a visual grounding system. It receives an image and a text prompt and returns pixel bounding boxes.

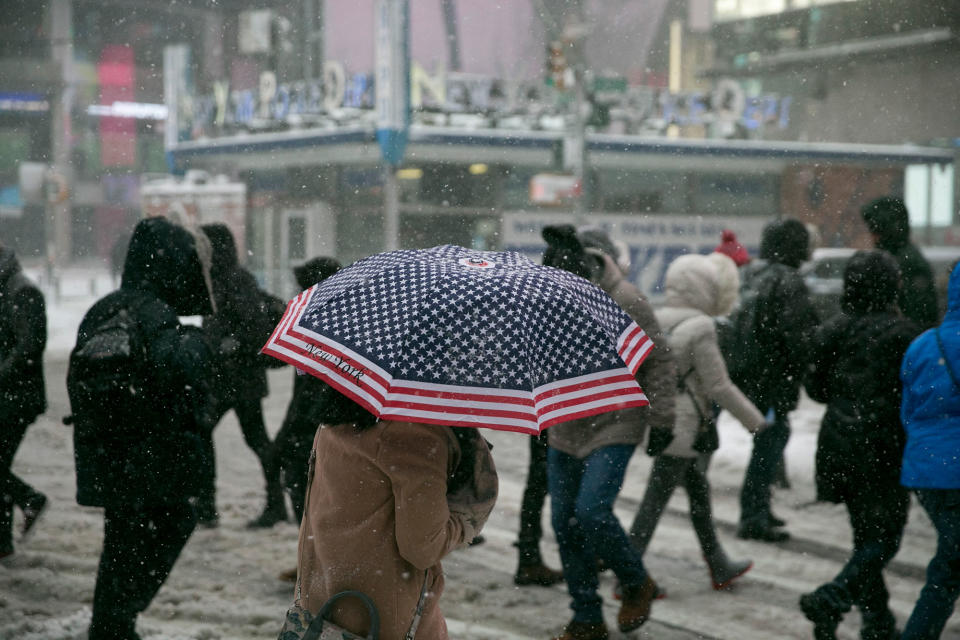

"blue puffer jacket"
[900,260,960,489]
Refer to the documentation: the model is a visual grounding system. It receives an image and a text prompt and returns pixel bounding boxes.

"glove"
[645,427,674,457]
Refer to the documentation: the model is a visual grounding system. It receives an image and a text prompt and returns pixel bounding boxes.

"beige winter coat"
[548,254,677,459]
[294,420,498,640]
[655,253,766,458]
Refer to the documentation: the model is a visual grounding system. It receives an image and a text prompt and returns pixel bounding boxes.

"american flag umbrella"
[262,245,653,434]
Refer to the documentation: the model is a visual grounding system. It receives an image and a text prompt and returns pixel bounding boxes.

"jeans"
[518,433,550,566]
[902,489,960,640]
[548,444,647,624]
[739,410,790,529]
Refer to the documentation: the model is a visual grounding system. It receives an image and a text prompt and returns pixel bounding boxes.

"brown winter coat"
[295,420,497,640]
[548,254,677,458]
[655,253,766,458]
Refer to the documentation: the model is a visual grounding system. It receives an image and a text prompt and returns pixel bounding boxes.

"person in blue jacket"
[899,259,960,640]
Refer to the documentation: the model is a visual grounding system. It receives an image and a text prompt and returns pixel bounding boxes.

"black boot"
[246,482,287,529]
[860,609,899,640]
[799,588,845,640]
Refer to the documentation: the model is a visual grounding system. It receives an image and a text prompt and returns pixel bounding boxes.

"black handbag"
[278,590,380,640]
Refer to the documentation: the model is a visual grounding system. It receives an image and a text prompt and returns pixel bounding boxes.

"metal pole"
[383,166,399,251]
[49,0,73,278]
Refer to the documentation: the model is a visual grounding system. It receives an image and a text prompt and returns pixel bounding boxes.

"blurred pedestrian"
[861,196,939,328]
[714,229,751,267]
[541,225,676,640]
[275,256,341,527]
[199,223,287,528]
[731,219,818,542]
[68,217,215,640]
[800,250,920,640]
[629,252,766,592]
[0,244,47,560]
[513,429,564,587]
[283,382,498,639]
[899,259,960,640]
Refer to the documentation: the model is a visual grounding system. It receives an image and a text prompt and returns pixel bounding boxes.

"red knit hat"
[714,229,751,267]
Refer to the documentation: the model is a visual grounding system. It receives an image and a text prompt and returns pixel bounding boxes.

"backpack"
[717,264,780,389]
[66,299,150,430]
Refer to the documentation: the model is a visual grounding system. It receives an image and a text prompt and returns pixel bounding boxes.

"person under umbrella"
[265,244,656,639]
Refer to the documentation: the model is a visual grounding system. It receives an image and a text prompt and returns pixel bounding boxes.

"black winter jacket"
[806,311,920,504]
[736,259,818,413]
[0,248,46,421]
[71,217,215,508]
[202,223,277,403]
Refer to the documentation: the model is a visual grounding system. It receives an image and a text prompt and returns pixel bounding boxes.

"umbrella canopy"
[262,245,653,434]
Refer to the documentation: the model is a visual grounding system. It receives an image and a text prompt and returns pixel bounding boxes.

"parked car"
[801,246,960,321]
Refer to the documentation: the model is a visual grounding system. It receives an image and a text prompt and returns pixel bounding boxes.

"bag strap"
[935,328,960,391]
[664,315,708,418]
[306,590,380,640]
[404,571,430,640]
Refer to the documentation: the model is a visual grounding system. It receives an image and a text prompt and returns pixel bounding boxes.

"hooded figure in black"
[198,223,287,528]
[68,216,215,640]
[734,219,819,542]
[275,257,341,525]
[0,246,47,559]
[800,250,921,640]
[861,196,938,328]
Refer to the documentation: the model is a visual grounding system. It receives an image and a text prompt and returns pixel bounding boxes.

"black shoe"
[468,535,485,546]
[514,562,564,587]
[768,513,786,528]
[737,523,789,543]
[21,493,47,540]
[799,592,841,640]
[247,504,287,529]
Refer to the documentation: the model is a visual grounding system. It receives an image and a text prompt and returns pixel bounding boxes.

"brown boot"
[514,562,564,587]
[551,621,609,640]
[617,576,658,632]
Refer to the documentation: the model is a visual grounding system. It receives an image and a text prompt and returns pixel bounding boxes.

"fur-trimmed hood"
[663,252,740,317]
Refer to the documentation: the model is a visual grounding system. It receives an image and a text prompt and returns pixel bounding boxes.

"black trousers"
[89,501,196,640]
[813,487,910,634]
[198,396,282,513]
[629,454,720,557]
[0,415,39,552]
[518,432,550,565]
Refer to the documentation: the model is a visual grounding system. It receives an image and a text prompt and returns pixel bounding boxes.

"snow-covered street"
[1,266,956,640]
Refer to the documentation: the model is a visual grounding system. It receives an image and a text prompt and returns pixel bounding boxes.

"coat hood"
[201,222,239,278]
[577,225,631,273]
[0,246,21,287]
[664,252,740,317]
[759,219,810,269]
[293,256,342,290]
[541,224,593,279]
[841,250,901,316]
[861,196,910,253]
[121,217,215,316]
